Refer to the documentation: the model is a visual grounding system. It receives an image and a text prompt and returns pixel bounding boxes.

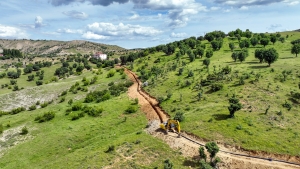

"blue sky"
[0,0,299,49]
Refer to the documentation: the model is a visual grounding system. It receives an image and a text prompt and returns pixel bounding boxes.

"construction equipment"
[160,119,181,137]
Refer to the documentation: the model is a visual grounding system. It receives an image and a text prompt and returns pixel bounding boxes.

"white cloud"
[63,10,88,19]
[85,22,162,37]
[129,13,140,20]
[35,16,44,28]
[57,28,83,34]
[285,0,299,5]
[170,32,187,38]
[82,31,110,40]
[214,0,288,7]
[240,6,249,10]
[0,24,28,39]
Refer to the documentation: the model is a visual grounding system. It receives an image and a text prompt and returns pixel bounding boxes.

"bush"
[211,83,223,92]
[83,106,103,117]
[36,80,43,86]
[282,101,292,111]
[29,105,37,111]
[0,124,3,134]
[40,102,48,108]
[20,126,28,135]
[174,112,185,122]
[10,107,26,115]
[61,90,68,96]
[107,70,115,78]
[34,111,55,123]
[71,112,85,120]
[125,105,138,114]
[72,102,82,111]
[105,145,115,153]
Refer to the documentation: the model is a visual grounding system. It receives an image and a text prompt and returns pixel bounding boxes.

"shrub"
[107,70,115,78]
[83,106,103,117]
[282,101,292,111]
[36,80,43,86]
[60,90,68,96]
[174,112,185,122]
[29,105,37,111]
[40,102,48,108]
[10,107,26,115]
[72,102,82,111]
[211,83,223,92]
[20,126,28,135]
[71,112,85,120]
[60,97,65,103]
[34,111,55,123]
[125,105,138,114]
[105,145,115,153]
[0,124,3,134]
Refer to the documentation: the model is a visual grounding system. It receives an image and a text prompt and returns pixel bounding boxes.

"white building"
[93,52,107,60]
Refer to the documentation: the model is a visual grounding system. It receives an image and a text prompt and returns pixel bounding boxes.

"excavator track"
[123,66,300,168]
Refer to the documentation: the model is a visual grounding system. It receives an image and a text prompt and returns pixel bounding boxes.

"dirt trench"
[124,68,300,169]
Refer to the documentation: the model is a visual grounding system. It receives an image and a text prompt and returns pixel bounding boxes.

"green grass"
[0,64,190,168]
[131,31,300,156]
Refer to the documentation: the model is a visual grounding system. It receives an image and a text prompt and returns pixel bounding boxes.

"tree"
[205,49,213,58]
[250,37,259,47]
[237,49,248,63]
[229,42,235,52]
[199,147,207,162]
[255,49,264,63]
[260,38,269,47]
[239,40,245,49]
[203,58,210,68]
[195,47,205,58]
[236,34,241,42]
[211,40,222,51]
[231,52,239,62]
[228,94,242,118]
[291,44,300,57]
[270,35,277,45]
[205,142,219,162]
[264,48,279,66]
[188,52,195,62]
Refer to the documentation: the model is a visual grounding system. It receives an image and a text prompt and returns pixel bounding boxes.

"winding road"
[124,67,300,169]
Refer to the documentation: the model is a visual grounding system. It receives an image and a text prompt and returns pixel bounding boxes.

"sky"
[0,0,299,49]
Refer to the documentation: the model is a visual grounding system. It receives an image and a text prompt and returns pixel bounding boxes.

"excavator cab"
[160,119,181,137]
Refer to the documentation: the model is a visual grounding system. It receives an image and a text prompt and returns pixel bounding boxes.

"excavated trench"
[124,67,300,169]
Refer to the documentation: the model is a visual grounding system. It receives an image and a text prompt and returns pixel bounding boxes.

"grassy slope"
[0,63,188,168]
[132,31,300,155]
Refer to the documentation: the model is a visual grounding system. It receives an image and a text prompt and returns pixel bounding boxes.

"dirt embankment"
[124,67,300,169]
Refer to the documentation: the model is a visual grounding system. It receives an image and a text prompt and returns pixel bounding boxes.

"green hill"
[128,30,300,155]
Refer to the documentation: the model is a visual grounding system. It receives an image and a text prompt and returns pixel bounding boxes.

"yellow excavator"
[160,119,181,137]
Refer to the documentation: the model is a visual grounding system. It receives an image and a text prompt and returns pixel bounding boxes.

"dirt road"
[124,67,300,169]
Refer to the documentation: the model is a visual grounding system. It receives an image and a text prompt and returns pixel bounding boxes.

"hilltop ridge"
[0,39,125,56]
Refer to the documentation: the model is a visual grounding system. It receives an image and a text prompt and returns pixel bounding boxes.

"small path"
[124,67,300,169]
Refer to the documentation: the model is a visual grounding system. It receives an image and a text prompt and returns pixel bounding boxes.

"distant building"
[93,52,107,60]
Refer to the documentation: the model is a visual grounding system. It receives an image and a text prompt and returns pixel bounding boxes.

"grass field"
[130,31,300,156]
[0,61,189,168]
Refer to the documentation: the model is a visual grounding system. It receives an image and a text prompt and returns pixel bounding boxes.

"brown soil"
[124,67,300,169]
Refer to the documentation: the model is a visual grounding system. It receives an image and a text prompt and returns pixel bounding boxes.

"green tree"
[231,52,239,62]
[260,38,269,47]
[255,49,264,63]
[205,49,213,58]
[229,42,235,52]
[270,35,277,45]
[228,94,242,118]
[205,142,219,162]
[211,40,222,51]
[250,37,259,46]
[238,51,247,63]
[291,44,300,57]
[195,47,205,58]
[264,48,279,66]
[199,147,207,162]
[203,58,210,68]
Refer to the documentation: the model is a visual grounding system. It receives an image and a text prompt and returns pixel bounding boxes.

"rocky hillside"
[0,39,125,56]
